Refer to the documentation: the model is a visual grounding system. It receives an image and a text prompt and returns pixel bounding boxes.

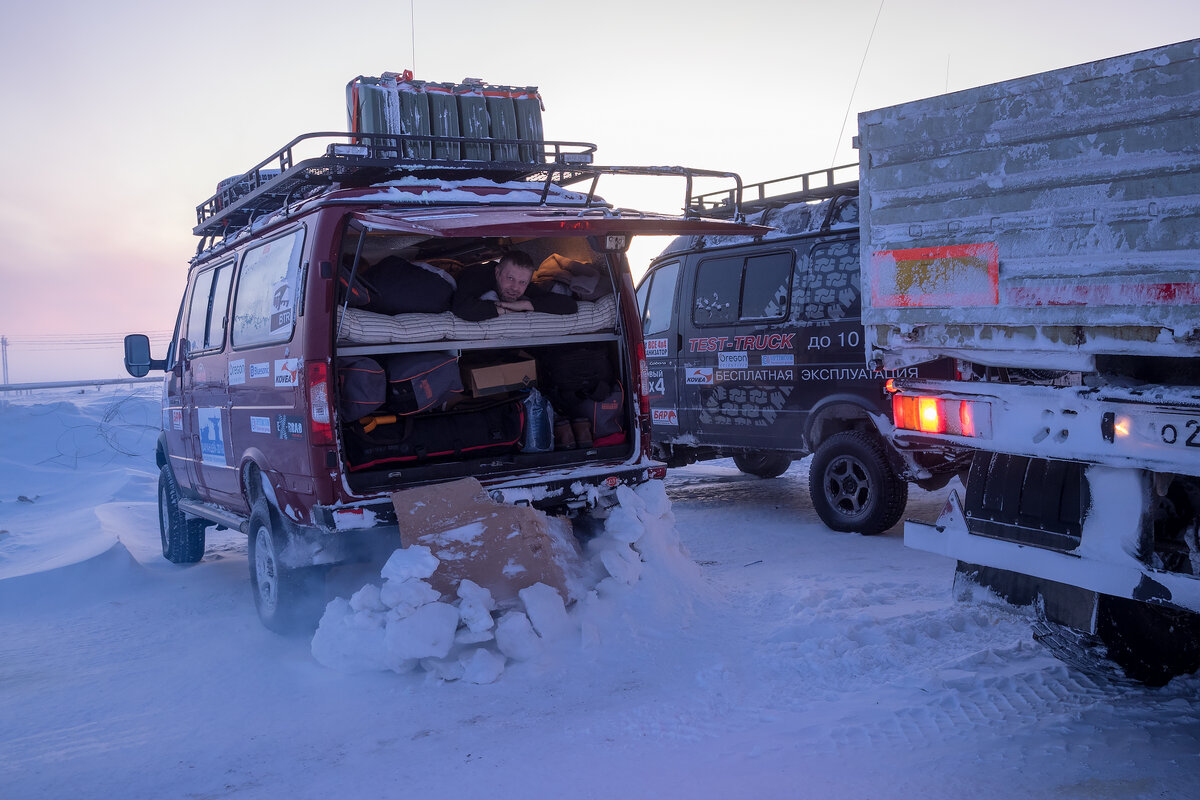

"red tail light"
[893,392,991,439]
[308,361,333,446]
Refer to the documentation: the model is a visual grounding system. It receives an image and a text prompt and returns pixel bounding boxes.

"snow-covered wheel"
[733,450,792,479]
[158,465,206,564]
[808,430,907,535]
[247,500,327,635]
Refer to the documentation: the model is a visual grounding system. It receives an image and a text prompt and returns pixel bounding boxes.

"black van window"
[801,239,860,321]
[740,252,792,321]
[183,260,234,354]
[233,228,305,347]
[692,256,741,325]
[641,262,680,336]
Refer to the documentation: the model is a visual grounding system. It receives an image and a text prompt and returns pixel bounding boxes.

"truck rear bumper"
[906,490,1200,614]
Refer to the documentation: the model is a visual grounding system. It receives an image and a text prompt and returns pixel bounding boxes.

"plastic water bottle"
[523,388,553,452]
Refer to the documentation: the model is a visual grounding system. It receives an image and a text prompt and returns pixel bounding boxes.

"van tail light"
[892,392,991,439]
[636,342,651,416]
[308,361,333,446]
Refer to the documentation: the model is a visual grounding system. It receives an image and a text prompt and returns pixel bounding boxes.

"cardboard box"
[464,358,536,397]
[390,478,577,605]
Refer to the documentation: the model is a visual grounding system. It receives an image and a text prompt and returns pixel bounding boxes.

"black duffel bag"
[384,352,464,414]
[340,255,457,315]
[344,398,525,471]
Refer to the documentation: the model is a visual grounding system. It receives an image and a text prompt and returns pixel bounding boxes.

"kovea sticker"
[644,337,670,358]
[228,359,246,386]
[718,351,748,369]
[275,358,300,387]
[685,367,714,385]
[250,362,271,380]
[761,354,795,366]
[250,416,271,434]
[652,408,679,426]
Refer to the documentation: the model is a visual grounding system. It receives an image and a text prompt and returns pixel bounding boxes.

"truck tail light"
[893,393,991,439]
[308,361,333,446]
[636,342,651,416]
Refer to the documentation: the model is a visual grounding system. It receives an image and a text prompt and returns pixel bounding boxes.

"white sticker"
[718,351,748,369]
[171,410,183,431]
[761,354,795,366]
[228,359,246,386]
[269,280,293,335]
[685,367,714,385]
[250,416,271,434]
[652,408,679,426]
[250,362,271,380]
[197,408,227,466]
[644,337,669,358]
[274,358,300,387]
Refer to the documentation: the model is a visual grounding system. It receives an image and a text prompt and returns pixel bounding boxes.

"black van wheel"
[247,501,327,635]
[809,431,908,535]
[733,451,793,479]
[158,466,206,564]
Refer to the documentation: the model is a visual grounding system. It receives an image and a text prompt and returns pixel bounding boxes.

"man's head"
[494,251,536,302]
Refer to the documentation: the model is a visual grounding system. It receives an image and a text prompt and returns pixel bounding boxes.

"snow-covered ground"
[2,386,1199,800]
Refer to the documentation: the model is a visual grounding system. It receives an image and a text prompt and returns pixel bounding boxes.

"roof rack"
[689,164,860,219]
[194,132,751,246]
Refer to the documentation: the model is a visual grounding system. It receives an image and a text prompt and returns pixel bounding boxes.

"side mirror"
[123,334,167,377]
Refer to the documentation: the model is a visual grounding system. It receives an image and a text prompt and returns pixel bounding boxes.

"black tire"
[158,465,207,564]
[733,451,793,479]
[247,500,327,635]
[808,430,908,535]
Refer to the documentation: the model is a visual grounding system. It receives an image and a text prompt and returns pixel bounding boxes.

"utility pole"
[1,335,8,385]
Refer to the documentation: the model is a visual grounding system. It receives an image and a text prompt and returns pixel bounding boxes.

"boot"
[571,418,593,449]
[554,417,576,450]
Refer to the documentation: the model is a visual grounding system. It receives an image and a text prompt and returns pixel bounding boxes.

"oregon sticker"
[228,359,246,386]
[718,351,748,369]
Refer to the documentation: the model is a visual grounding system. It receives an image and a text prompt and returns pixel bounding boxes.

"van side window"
[232,229,305,347]
[740,253,792,321]
[801,240,860,321]
[693,252,792,326]
[184,260,235,354]
[692,256,741,325]
[640,262,680,336]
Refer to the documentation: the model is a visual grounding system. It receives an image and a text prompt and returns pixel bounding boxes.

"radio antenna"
[833,0,885,167]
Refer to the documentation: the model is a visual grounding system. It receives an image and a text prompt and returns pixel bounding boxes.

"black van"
[634,169,965,535]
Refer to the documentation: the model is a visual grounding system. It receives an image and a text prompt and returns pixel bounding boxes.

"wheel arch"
[805,394,888,452]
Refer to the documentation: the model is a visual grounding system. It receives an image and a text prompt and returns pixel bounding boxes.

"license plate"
[1143,412,1200,450]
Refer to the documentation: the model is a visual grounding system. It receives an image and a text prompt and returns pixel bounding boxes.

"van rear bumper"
[314,460,665,532]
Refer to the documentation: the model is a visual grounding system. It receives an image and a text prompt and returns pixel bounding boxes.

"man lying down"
[451,250,578,321]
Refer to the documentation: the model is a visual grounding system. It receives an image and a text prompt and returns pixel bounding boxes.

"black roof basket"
[193,132,753,252]
[689,164,860,219]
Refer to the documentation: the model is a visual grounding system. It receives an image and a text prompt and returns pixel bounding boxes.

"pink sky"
[2,0,1197,382]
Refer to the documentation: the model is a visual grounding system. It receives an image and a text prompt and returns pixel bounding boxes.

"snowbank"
[311,481,699,682]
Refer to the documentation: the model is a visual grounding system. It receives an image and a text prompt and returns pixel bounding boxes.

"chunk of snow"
[494,611,541,661]
[380,577,441,617]
[461,647,506,684]
[311,598,390,673]
[384,601,460,661]
[603,504,644,544]
[519,582,575,641]
[599,542,643,585]
[381,545,440,582]
[349,583,386,613]
[457,578,496,633]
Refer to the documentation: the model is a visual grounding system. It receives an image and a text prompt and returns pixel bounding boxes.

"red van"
[125,131,761,632]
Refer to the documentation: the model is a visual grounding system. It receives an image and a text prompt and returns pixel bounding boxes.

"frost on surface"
[312,480,699,682]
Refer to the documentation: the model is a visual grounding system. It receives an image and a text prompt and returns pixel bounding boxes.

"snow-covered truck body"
[858,38,1200,682]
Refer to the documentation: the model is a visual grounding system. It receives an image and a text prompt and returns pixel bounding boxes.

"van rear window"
[232,228,306,347]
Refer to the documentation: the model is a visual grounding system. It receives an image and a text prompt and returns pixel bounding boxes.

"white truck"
[857,38,1200,684]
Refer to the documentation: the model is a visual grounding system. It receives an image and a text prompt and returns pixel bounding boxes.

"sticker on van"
[644,337,669,357]
[197,408,227,466]
[685,367,714,385]
[652,408,679,425]
[276,414,304,441]
[718,351,748,369]
[229,359,246,385]
[171,410,183,431]
[761,354,795,366]
[275,358,300,387]
[250,416,271,434]
[250,362,271,380]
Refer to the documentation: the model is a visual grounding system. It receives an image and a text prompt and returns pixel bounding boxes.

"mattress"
[337,293,618,344]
